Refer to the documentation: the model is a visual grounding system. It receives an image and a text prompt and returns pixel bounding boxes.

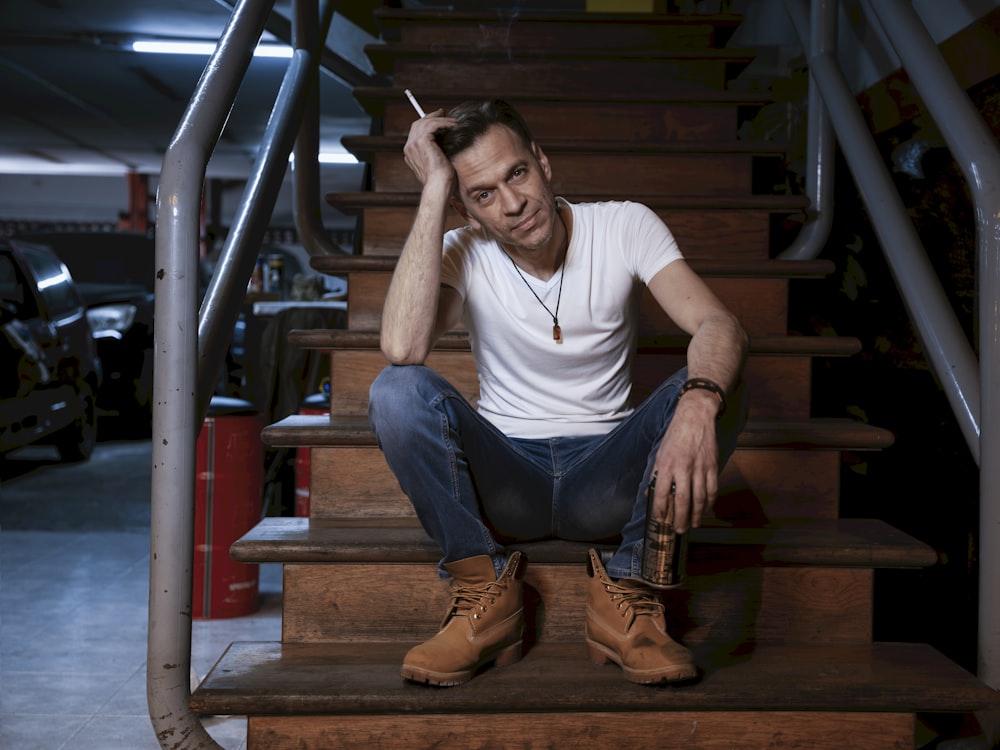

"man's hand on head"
[403,109,458,191]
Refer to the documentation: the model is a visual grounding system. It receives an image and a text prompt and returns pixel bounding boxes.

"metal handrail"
[786,0,1000,689]
[292,0,343,259]
[195,5,333,416]
[148,0,339,746]
[148,1,270,745]
[859,0,1000,690]
[786,0,981,459]
[778,0,836,261]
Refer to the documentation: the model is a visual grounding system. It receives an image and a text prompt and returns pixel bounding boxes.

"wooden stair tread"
[262,415,895,451]
[326,189,808,212]
[192,640,998,716]
[309,254,833,278]
[638,333,860,355]
[231,517,936,569]
[366,41,758,66]
[374,7,746,29]
[290,328,466,351]
[353,85,776,116]
[342,134,787,157]
[286,328,861,358]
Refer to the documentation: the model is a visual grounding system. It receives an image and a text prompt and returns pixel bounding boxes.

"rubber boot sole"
[401,640,523,687]
[586,639,699,684]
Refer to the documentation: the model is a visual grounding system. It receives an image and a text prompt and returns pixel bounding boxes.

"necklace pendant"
[553,323,562,343]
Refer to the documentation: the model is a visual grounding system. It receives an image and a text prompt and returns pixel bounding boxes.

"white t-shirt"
[440,199,682,438]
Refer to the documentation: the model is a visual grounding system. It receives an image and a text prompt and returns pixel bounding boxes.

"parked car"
[0,238,101,461]
[16,231,220,428]
[13,231,155,424]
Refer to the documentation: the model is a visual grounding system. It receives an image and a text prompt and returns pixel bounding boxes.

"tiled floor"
[0,439,282,750]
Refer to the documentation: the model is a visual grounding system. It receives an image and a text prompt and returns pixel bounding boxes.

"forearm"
[650,312,746,531]
[380,179,453,364]
[683,309,748,406]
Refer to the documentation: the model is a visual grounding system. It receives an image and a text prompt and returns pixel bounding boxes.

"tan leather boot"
[585,548,697,684]
[401,551,525,686]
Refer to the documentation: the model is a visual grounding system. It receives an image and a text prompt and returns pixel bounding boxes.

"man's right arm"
[380,112,464,364]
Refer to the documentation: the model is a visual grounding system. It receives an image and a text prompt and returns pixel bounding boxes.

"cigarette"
[404,89,426,118]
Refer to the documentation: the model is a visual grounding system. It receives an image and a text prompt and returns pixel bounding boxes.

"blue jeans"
[368,364,745,581]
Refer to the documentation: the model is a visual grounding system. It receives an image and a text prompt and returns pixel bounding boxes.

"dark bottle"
[640,475,688,588]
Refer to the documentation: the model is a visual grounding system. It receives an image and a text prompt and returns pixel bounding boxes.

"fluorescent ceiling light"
[131,40,293,58]
[290,152,358,165]
[317,153,358,165]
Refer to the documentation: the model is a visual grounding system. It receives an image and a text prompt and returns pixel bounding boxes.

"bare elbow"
[383,352,428,367]
[380,337,430,366]
[700,309,749,362]
[727,314,750,366]
[732,313,750,355]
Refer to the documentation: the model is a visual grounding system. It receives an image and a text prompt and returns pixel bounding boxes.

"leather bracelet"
[680,377,727,418]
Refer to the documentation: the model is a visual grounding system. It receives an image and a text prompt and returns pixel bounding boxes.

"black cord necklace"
[503,244,566,343]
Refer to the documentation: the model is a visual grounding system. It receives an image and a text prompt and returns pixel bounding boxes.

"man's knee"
[369,364,453,424]
[368,365,426,415]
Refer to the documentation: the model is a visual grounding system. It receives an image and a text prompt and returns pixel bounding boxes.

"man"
[368,99,748,687]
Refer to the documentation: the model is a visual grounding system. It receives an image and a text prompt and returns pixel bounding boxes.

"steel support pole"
[864,0,1000,690]
[786,0,981,459]
[195,44,317,416]
[148,0,272,747]
[780,0,836,260]
[292,0,343,258]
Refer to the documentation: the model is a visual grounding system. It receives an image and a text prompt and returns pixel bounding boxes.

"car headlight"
[87,303,137,339]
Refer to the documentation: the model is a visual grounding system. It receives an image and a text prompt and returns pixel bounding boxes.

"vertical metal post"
[861,0,1000,690]
[780,0,836,260]
[785,0,981,458]
[147,0,271,747]
[195,43,318,415]
[292,0,343,258]
[125,170,150,233]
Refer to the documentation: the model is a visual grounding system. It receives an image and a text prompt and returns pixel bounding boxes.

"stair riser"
[651,277,792,335]
[330,349,479,418]
[345,273,790,335]
[307,446,842,523]
[282,563,873,645]
[249,711,911,750]
[380,99,741,142]
[354,206,774,258]
[371,152,753,195]
[635,353,812,419]
[327,349,811,420]
[384,58,733,95]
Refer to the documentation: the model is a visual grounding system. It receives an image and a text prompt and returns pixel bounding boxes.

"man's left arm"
[646,259,749,534]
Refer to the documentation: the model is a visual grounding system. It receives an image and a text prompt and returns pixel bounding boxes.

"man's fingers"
[672,479,692,534]
[689,471,707,530]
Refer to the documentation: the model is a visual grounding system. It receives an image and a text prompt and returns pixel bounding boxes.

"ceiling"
[0,0,595,228]
[0,0,384,181]
[4,0,997,189]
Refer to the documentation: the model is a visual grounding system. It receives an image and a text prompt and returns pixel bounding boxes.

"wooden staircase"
[191,6,999,748]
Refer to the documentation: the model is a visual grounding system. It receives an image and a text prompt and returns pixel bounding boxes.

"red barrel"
[194,396,263,619]
[294,388,330,517]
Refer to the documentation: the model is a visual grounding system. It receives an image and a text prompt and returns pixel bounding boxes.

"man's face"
[450,124,559,255]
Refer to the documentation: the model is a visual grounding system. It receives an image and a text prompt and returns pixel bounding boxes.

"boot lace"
[451,579,507,619]
[605,580,664,620]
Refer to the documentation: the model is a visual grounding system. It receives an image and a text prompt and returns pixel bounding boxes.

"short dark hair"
[435,99,535,159]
